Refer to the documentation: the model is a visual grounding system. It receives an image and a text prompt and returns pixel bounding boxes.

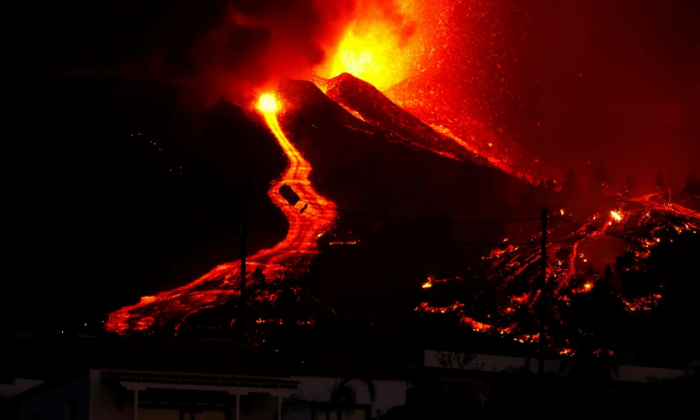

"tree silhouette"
[562,169,583,201]
[655,172,665,191]
[683,173,700,195]
[284,378,377,420]
[586,164,610,196]
[622,173,640,197]
[655,172,670,202]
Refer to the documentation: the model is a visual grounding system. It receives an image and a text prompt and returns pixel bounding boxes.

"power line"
[285,199,648,249]
[552,215,586,227]
[303,207,543,248]
[299,198,541,226]
[315,208,648,248]
[552,215,645,244]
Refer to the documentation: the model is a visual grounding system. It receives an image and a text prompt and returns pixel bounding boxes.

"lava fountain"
[105,93,337,334]
[313,0,426,91]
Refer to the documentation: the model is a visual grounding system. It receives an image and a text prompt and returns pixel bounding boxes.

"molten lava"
[105,93,336,333]
[418,194,700,350]
[258,93,279,113]
[315,1,425,90]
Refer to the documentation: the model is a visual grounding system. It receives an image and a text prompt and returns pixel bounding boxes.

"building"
[6,337,406,420]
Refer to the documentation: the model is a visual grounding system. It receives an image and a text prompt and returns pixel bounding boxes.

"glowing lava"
[105,93,337,334]
[315,1,434,91]
[610,210,623,222]
[317,25,412,90]
[418,193,700,349]
[258,93,279,113]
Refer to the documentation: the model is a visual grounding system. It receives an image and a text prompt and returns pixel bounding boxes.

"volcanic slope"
[384,72,563,185]
[321,73,560,185]
[319,73,478,164]
[278,77,558,245]
[127,76,563,334]
[276,76,700,350]
[225,78,563,329]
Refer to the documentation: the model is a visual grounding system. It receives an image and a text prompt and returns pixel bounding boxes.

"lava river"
[105,94,337,334]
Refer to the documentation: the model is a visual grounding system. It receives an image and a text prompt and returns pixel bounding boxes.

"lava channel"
[105,93,337,334]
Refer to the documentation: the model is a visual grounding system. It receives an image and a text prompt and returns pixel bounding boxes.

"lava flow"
[417,194,700,349]
[105,93,336,334]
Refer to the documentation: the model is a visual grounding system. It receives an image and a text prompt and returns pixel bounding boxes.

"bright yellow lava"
[318,26,411,90]
[316,2,428,90]
[610,211,623,222]
[257,93,279,113]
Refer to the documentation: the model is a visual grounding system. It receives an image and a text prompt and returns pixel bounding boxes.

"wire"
[303,208,541,248]
[299,198,541,226]
[552,215,646,244]
[288,200,651,249]
[552,215,586,227]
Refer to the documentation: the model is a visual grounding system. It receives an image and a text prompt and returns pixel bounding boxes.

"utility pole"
[477,141,481,165]
[538,208,547,376]
[238,176,254,339]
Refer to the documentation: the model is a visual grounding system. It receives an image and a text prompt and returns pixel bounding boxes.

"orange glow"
[610,211,623,222]
[329,240,360,246]
[105,92,337,334]
[511,293,530,305]
[514,333,540,344]
[316,2,427,90]
[462,317,493,332]
[624,294,663,312]
[415,301,464,314]
[257,93,279,113]
[317,24,409,90]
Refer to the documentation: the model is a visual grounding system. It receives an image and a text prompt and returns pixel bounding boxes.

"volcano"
[105,73,560,334]
[105,71,699,364]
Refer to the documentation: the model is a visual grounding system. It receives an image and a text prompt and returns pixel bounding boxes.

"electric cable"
[298,198,540,225]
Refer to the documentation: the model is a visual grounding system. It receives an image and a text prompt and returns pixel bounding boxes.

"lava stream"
[105,93,336,334]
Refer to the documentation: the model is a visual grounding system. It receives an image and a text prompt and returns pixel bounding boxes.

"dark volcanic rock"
[324,73,476,162]
[274,77,559,325]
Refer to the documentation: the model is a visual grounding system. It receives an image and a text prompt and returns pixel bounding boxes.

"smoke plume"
[142,0,412,111]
